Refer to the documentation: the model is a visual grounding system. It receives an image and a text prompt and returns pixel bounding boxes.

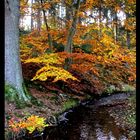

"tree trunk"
[113,11,118,43]
[5,0,30,102]
[31,0,34,30]
[40,0,53,52]
[126,13,131,49]
[64,0,81,70]
[66,6,72,29]
[126,30,131,49]
[98,0,102,39]
[37,6,41,33]
[65,0,81,53]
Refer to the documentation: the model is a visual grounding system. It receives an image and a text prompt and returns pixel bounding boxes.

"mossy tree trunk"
[5,0,30,103]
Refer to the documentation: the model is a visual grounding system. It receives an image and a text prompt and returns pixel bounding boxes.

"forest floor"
[5,63,136,140]
[5,85,136,140]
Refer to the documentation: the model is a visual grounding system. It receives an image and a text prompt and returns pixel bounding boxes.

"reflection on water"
[43,106,128,140]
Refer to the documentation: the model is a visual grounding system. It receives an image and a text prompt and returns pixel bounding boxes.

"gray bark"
[37,5,41,33]
[126,13,131,49]
[5,0,29,102]
[113,11,118,43]
[40,0,53,52]
[126,30,131,49]
[31,0,34,30]
[65,0,81,53]
[64,0,81,70]
[66,6,72,28]
[98,0,102,39]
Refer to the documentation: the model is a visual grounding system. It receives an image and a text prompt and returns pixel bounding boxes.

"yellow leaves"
[25,115,48,133]
[20,46,33,61]
[66,0,73,5]
[24,53,78,82]
[78,12,85,18]
[24,53,63,65]
[101,34,116,47]
[32,65,78,82]
[8,115,49,134]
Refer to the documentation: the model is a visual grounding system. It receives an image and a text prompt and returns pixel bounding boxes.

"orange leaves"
[42,2,51,10]
[8,115,49,134]
[20,0,30,15]
[114,5,121,12]
[84,0,99,9]
[128,76,135,82]
[70,44,136,88]
[20,30,51,55]
[77,12,85,18]
[128,0,136,4]
[124,17,136,31]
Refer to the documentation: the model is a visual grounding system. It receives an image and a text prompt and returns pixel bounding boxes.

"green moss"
[121,84,135,92]
[5,84,19,102]
[62,99,78,112]
[5,83,43,108]
[105,85,116,94]
[22,82,32,100]
[30,95,44,107]
[104,83,135,94]
[5,84,26,108]
[24,80,45,92]
[23,82,44,106]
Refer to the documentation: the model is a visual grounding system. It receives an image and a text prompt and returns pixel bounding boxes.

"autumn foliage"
[21,31,135,94]
[8,115,48,134]
[19,0,135,95]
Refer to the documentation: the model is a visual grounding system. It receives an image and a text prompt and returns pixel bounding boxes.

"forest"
[5,0,136,139]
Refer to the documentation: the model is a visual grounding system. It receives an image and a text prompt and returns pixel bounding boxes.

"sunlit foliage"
[8,115,48,134]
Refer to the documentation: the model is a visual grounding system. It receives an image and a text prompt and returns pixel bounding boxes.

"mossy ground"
[5,84,28,108]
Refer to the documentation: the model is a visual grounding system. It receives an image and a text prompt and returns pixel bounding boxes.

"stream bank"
[5,89,136,140]
[55,92,136,140]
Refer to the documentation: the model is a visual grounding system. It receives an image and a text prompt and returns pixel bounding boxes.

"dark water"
[17,93,130,140]
[42,105,128,140]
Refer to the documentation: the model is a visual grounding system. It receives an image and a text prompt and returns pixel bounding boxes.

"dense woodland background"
[5,0,136,139]
[19,0,136,93]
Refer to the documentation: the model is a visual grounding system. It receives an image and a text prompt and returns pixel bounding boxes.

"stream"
[42,93,130,140]
[22,93,131,140]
